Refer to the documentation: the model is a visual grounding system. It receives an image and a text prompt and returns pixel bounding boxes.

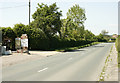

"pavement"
[2,43,115,81]
[99,43,118,81]
[2,51,61,67]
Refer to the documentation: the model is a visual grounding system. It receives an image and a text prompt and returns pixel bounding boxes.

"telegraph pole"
[29,0,30,25]
[27,0,31,55]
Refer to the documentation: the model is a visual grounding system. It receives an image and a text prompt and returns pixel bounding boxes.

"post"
[29,0,30,25]
[27,0,31,55]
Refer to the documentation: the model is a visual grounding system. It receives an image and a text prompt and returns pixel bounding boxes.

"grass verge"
[115,37,120,68]
[55,42,100,52]
[99,46,113,81]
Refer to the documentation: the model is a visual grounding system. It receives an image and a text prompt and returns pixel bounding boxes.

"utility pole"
[27,0,31,55]
[29,0,30,25]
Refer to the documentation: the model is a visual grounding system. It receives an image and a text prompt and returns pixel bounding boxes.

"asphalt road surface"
[2,43,113,81]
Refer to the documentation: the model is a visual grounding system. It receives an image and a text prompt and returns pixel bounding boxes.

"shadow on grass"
[63,49,85,52]
[93,46,104,47]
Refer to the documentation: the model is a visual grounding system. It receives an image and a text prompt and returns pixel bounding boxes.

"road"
[2,43,113,81]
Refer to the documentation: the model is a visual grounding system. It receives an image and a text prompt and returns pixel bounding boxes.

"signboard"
[15,34,29,54]
[21,39,28,47]
[15,38,21,49]
[21,34,28,48]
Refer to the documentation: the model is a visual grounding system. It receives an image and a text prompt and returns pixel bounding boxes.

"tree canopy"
[101,30,108,35]
[32,3,62,38]
[61,4,87,41]
[67,4,86,27]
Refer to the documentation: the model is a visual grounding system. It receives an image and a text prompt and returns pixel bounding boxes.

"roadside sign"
[15,38,21,49]
[21,34,28,48]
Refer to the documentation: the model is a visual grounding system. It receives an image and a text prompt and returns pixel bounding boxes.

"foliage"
[56,42,100,52]
[96,34,107,42]
[115,36,120,67]
[2,27,16,39]
[13,23,27,37]
[32,3,62,38]
[1,3,108,51]
[84,30,95,41]
[67,4,86,26]
[101,30,108,35]
[1,27,16,50]
[28,26,49,50]
[61,4,87,41]
[116,35,120,52]
[13,24,50,50]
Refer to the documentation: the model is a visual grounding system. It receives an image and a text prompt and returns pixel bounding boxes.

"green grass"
[56,42,100,52]
[99,45,113,81]
[118,52,120,67]
[115,37,120,68]
[118,52,120,68]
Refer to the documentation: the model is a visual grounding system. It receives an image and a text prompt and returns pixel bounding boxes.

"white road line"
[68,57,73,60]
[38,68,48,72]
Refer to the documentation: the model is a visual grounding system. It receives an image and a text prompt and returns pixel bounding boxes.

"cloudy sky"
[0,0,119,35]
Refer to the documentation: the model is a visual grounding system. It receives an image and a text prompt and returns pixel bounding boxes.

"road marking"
[68,57,73,60]
[38,68,48,72]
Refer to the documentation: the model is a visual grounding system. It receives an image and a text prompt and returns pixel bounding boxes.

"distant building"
[112,34,118,39]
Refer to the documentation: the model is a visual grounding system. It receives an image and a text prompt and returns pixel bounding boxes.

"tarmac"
[2,51,61,67]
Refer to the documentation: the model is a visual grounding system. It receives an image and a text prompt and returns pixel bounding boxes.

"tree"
[96,33,107,42]
[61,4,86,40]
[101,30,108,35]
[60,18,80,41]
[28,27,49,50]
[32,3,62,38]
[1,27,16,50]
[67,4,86,27]
[2,27,16,40]
[13,23,26,37]
[84,30,95,41]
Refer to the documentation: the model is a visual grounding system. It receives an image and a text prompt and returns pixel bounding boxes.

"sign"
[15,38,21,49]
[21,34,28,48]
[21,39,28,47]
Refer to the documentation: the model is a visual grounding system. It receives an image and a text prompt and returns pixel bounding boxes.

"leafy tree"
[67,4,86,27]
[96,33,107,42]
[61,4,86,40]
[28,27,49,50]
[101,30,110,42]
[1,3,104,50]
[118,35,120,52]
[60,19,66,39]
[1,27,16,50]
[13,23,26,37]
[2,27,16,40]
[32,3,62,38]
[101,30,108,35]
[64,19,77,40]
[84,30,95,41]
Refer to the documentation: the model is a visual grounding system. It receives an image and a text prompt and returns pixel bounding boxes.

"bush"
[2,27,16,50]
[1,23,96,51]
[27,28,50,50]
[116,36,120,52]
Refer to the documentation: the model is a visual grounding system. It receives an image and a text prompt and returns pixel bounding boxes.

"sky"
[0,0,119,35]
